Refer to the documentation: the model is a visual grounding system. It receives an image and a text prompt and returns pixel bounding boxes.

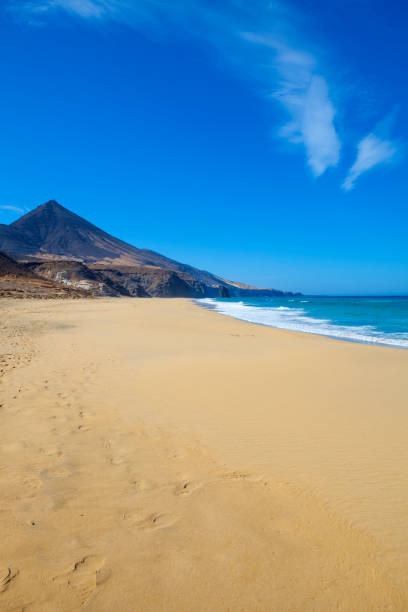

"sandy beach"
[1,297,408,611]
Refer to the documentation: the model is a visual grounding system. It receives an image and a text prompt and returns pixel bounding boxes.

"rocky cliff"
[0,252,88,299]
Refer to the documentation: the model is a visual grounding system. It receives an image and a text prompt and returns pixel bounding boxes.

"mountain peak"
[41,200,63,208]
[11,200,88,231]
[28,200,71,216]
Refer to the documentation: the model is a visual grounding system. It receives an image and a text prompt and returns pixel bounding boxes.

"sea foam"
[197,298,408,349]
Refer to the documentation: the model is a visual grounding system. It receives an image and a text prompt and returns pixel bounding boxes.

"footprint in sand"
[123,510,177,531]
[137,513,177,531]
[174,480,202,497]
[54,555,109,608]
[109,455,127,466]
[130,478,158,492]
[0,567,18,592]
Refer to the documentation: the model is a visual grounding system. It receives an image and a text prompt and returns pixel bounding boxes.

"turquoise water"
[197,296,408,348]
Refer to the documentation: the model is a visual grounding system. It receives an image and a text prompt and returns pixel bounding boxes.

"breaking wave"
[196,298,408,349]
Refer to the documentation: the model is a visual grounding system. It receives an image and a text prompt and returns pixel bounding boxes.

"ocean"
[197,296,408,349]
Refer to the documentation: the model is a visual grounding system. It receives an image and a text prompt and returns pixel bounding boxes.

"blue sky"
[0,0,407,294]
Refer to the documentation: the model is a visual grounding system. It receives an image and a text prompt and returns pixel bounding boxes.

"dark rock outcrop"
[24,261,123,296]
[218,285,230,298]
[89,266,206,298]
[0,251,88,299]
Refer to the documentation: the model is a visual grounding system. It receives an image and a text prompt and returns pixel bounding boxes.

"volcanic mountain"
[0,201,299,298]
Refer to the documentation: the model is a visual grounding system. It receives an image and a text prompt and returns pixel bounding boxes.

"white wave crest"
[196,299,408,349]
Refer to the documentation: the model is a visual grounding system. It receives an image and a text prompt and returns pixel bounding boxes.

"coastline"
[195,296,408,349]
[1,297,408,610]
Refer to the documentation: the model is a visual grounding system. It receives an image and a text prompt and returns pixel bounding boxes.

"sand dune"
[1,298,408,610]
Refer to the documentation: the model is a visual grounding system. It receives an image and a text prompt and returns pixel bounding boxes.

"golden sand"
[1,297,408,611]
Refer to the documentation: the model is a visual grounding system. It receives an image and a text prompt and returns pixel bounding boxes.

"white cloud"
[301,76,341,176]
[0,205,27,214]
[343,132,398,191]
[244,35,340,176]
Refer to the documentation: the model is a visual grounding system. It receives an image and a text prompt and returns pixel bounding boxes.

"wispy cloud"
[342,113,399,191]
[342,135,397,191]
[0,205,27,214]
[242,34,340,176]
[11,0,110,19]
[8,0,198,23]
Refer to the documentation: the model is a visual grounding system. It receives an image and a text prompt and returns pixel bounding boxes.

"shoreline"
[1,297,408,610]
[194,296,408,349]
